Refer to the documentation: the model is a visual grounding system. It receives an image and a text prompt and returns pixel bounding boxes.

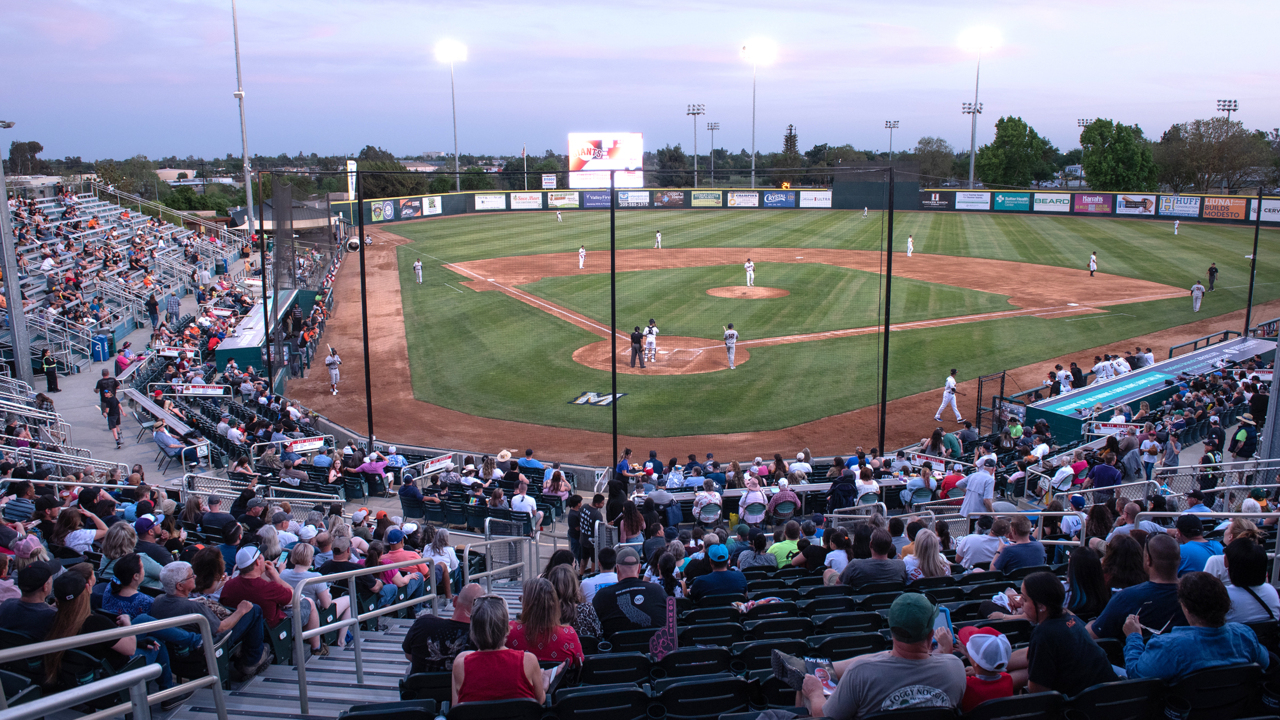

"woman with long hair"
[541,550,577,579]
[231,456,259,479]
[827,458,844,479]
[1101,535,1147,590]
[727,461,744,489]
[181,496,207,526]
[1083,505,1113,546]
[488,488,509,510]
[771,453,787,481]
[480,456,499,483]
[100,522,164,589]
[615,501,645,543]
[546,563,601,639]
[50,507,108,553]
[926,429,946,457]
[1204,518,1264,584]
[904,529,950,582]
[824,528,854,574]
[935,522,954,552]
[657,552,683,598]
[451,596,544,706]
[506,577,583,664]
[543,471,570,502]
[1064,547,1110,620]
[43,571,144,689]
[850,524,874,560]
[425,528,460,604]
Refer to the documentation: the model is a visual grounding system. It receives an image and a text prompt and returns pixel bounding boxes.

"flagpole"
[523,145,527,190]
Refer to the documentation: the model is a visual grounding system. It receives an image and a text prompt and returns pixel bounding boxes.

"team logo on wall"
[569,392,627,406]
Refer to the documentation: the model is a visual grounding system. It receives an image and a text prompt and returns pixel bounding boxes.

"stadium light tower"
[1078,118,1093,129]
[959,27,1000,189]
[435,39,467,193]
[740,39,777,189]
[687,104,705,188]
[885,120,899,165]
[0,120,34,387]
[707,122,720,185]
[1217,99,1238,124]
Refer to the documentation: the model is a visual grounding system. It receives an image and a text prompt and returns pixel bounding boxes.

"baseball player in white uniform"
[579,245,585,270]
[1174,220,1179,235]
[654,230,662,249]
[906,235,914,257]
[934,368,965,423]
[1091,355,1112,384]
[863,207,868,218]
[723,323,738,369]
[1190,280,1205,312]
[325,348,342,395]
[744,259,755,287]
[412,259,423,284]
[1088,252,1097,277]
[557,211,563,222]
[1110,355,1130,376]
[643,319,659,363]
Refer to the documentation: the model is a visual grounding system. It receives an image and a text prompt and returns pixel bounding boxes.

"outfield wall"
[917,189,1280,226]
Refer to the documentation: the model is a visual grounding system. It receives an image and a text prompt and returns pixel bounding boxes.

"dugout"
[214,290,299,371]
[1025,336,1276,445]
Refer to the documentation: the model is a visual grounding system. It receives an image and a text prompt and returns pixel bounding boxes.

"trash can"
[91,335,110,362]
[215,258,228,276]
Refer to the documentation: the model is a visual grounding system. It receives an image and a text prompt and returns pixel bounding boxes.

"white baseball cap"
[388,446,397,454]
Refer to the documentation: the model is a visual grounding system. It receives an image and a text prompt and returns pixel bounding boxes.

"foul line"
[444,262,627,340]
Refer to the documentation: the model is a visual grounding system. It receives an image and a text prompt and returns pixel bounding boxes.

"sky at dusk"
[5,0,1278,163]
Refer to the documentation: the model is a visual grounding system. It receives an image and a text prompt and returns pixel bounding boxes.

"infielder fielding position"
[643,319,659,363]
[413,259,423,284]
[744,258,755,287]
[906,235,914,257]
[723,323,738,369]
[578,245,585,269]
[934,368,965,423]
[654,230,662,249]
[325,347,342,395]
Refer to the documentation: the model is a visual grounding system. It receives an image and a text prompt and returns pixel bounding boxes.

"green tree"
[356,145,397,163]
[1079,120,1158,191]
[913,137,955,182]
[459,166,496,191]
[974,117,1056,188]
[1153,124,1195,192]
[1177,117,1272,192]
[357,159,428,199]
[97,155,168,200]
[8,141,45,175]
[773,125,802,187]
[500,155,563,190]
[655,144,690,187]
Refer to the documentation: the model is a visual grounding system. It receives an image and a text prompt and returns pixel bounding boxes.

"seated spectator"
[580,548,618,603]
[768,521,803,568]
[133,515,173,567]
[1222,538,1280,623]
[1065,547,1111,620]
[737,531,777,571]
[790,536,829,574]
[1173,514,1222,576]
[424,528,459,604]
[451,595,546,706]
[237,497,268,533]
[279,460,308,487]
[220,546,297,632]
[48,507,108,554]
[1106,502,1165,541]
[0,563,57,640]
[318,536,382,600]
[1088,533,1186,641]
[904,529,950,583]
[854,467,880,499]
[798,594,965,718]
[280,543,349,655]
[362,540,425,612]
[766,479,800,520]
[690,544,748,600]
[839,529,907,588]
[592,547,666,637]
[505,577,583,664]
[900,462,938,507]
[154,423,200,466]
[1124,571,1270,681]
[936,626,1013,713]
[404,583,483,673]
[990,516,1046,573]
[691,479,722,519]
[151,559,272,678]
[100,521,164,590]
[201,496,236,535]
[955,516,1007,569]
[547,564,601,640]
[1006,571,1117,695]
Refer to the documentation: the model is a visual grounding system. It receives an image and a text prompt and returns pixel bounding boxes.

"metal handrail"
[13,446,130,479]
[291,556,439,713]
[0,664,161,720]
[462,535,533,592]
[0,613,226,719]
[966,510,1088,547]
[1052,480,1160,508]
[1135,510,1280,586]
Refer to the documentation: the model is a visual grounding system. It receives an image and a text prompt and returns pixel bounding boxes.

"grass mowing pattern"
[392,209,1279,437]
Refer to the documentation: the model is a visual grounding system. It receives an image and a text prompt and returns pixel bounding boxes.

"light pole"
[741,39,776,190]
[1075,119,1094,187]
[1217,100,1238,193]
[959,28,999,189]
[687,104,704,188]
[962,101,983,187]
[885,121,899,165]
[707,122,719,186]
[0,121,34,387]
[435,40,467,193]
[231,0,256,243]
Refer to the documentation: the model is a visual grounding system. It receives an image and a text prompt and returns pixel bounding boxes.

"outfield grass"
[521,263,1012,339]
[392,209,1280,437]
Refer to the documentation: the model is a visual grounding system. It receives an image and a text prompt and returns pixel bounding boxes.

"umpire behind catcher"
[630,326,645,369]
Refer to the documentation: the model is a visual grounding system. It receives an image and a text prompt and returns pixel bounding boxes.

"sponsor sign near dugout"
[1033,193,1072,212]
[799,190,832,208]
[955,192,990,210]
[1158,195,1200,217]
[691,191,723,207]
[1115,194,1156,215]
[762,191,795,208]
[993,192,1030,211]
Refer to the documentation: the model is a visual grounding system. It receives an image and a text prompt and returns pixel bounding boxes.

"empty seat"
[657,676,753,720]
[800,596,858,617]
[744,617,813,641]
[551,687,651,720]
[580,652,652,685]
[677,622,744,647]
[965,691,1065,720]
[339,700,436,720]
[399,672,451,703]
[730,639,807,671]
[1067,677,1162,720]
[807,631,889,660]
[1163,662,1262,719]
[653,647,731,679]
[745,601,798,621]
[861,708,960,720]
[446,698,543,720]
[681,607,740,625]
[813,611,885,635]
[605,628,660,654]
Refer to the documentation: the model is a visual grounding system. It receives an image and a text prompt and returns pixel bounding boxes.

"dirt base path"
[573,336,750,375]
[287,230,1278,466]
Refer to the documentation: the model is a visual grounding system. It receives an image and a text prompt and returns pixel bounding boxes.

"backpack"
[829,481,857,510]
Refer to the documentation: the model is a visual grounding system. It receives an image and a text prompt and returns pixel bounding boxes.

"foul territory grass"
[521,263,1012,340]
[390,209,1280,437]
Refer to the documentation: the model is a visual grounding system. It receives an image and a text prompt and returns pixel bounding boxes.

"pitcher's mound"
[707,286,789,299]
[573,336,749,375]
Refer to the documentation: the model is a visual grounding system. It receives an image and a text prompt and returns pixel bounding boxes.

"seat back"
[911,488,935,505]
[579,652,651,685]
[551,687,651,720]
[340,700,437,720]
[657,676,752,720]
[772,501,796,521]
[1069,678,1163,720]
[399,672,452,703]
[676,622,744,648]
[1164,662,1262,719]
[446,698,543,720]
[814,611,885,635]
[399,494,425,520]
[745,617,812,641]
[697,503,722,524]
[730,639,807,671]
[859,493,881,505]
[800,596,857,617]
[654,647,731,679]
[680,607,739,625]
[809,631,889,661]
[745,600,797,620]
[964,691,1064,720]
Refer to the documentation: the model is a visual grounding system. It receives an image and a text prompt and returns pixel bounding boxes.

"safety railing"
[0,398,72,444]
[463,535,534,594]
[1168,330,1242,358]
[1151,458,1280,504]
[0,613,227,719]
[178,487,336,524]
[0,373,32,398]
[1052,480,1160,509]
[1135,511,1280,585]
[965,511,1088,548]
[291,556,440,714]
[0,664,161,720]
[1196,483,1280,511]
[249,434,334,465]
[13,446,129,480]
[484,516,540,572]
[90,180,246,258]
[1249,316,1280,339]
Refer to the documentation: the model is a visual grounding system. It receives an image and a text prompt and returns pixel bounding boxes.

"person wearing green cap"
[799,593,964,718]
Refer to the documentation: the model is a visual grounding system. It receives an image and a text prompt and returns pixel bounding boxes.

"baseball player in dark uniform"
[630,326,645,368]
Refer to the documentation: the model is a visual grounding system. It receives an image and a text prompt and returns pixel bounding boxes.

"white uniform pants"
[414,268,422,284]
[726,345,736,369]
[746,271,754,287]
[645,341,656,361]
[1192,294,1202,312]
[936,393,961,421]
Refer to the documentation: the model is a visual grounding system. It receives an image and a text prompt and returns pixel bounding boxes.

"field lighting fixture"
[687,104,705,187]
[707,122,720,184]
[1217,99,1238,123]
[959,27,999,190]
[885,120,899,165]
[1078,118,1093,128]
[435,39,468,192]
[740,38,777,189]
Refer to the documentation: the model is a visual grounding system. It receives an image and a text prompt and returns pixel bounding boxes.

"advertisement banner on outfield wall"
[424,196,442,215]
[511,192,543,210]
[583,191,612,208]
[475,194,506,211]
[955,192,990,210]
[1250,198,1280,222]
[763,191,796,208]
[1033,193,1072,212]
[1115,194,1156,215]
[617,191,650,207]
[653,191,684,208]
[1073,194,1112,214]
[993,192,1030,211]
[1158,195,1200,217]
[399,199,422,219]
[691,191,723,207]
[1203,197,1248,220]
[371,200,395,222]
[799,190,832,208]
[728,192,760,207]
[919,192,952,210]
[547,192,579,208]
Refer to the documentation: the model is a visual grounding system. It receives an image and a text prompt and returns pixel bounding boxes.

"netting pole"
[878,167,895,453]
[356,171,375,443]
[1244,184,1263,336]
[610,171,618,466]
[258,172,272,381]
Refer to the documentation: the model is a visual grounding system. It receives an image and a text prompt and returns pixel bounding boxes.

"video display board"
[568,133,644,188]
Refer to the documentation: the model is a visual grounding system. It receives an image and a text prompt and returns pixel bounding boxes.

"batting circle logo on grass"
[569,392,627,406]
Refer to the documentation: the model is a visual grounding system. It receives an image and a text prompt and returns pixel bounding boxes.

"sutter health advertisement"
[993,192,1030,211]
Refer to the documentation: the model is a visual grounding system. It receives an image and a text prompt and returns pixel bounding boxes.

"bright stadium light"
[958,27,1002,54]
[740,38,776,189]
[435,40,467,192]
[1078,118,1094,128]
[885,120,899,165]
[958,27,999,189]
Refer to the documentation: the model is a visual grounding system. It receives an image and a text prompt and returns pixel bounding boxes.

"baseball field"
[289,206,1280,460]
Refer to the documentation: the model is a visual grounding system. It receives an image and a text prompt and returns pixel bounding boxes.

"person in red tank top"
[452,595,547,707]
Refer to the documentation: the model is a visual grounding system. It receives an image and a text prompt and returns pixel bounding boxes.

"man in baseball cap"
[591,546,667,638]
[688,542,747,601]
[1173,514,1221,575]
[237,496,268,533]
[0,562,57,639]
[797,593,965,717]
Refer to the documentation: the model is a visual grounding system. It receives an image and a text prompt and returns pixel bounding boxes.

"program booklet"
[771,649,839,695]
